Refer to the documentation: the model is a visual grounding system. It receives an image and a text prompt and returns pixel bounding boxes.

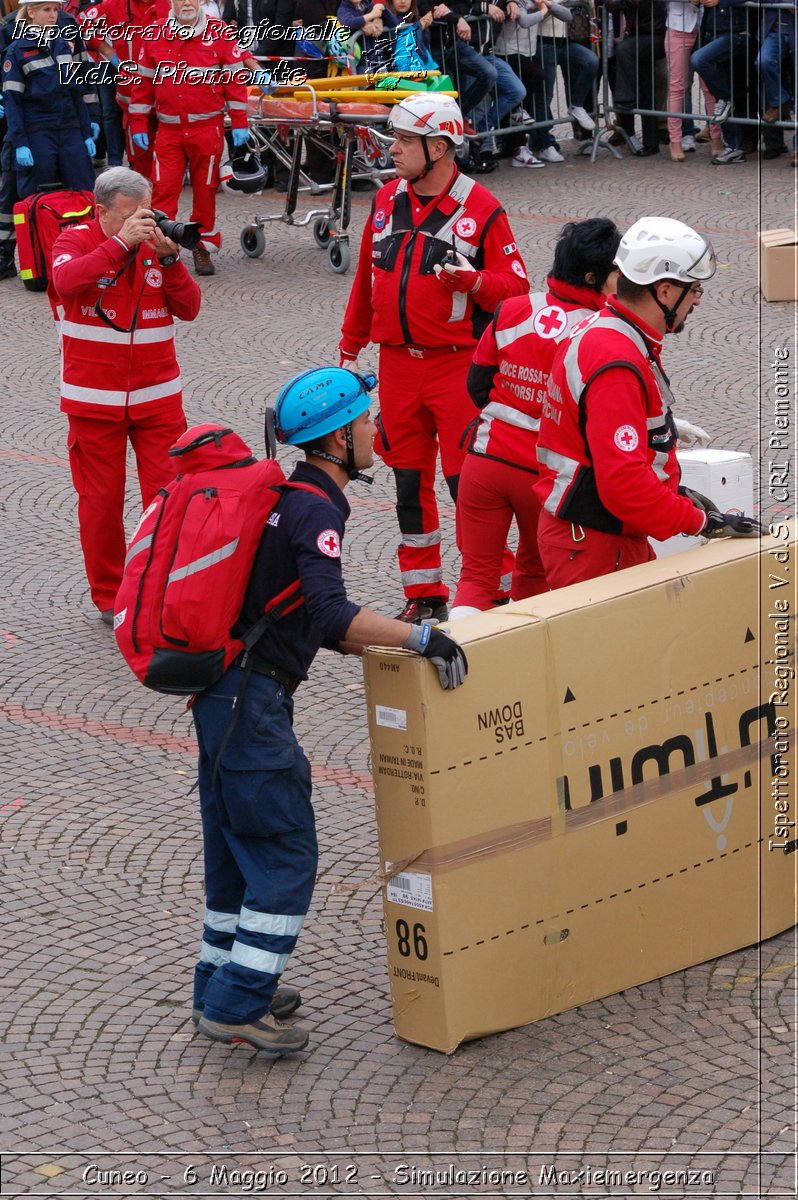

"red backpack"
[114,424,326,695]
[13,189,95,294]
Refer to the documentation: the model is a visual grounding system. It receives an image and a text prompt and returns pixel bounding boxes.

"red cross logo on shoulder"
[533,305,567,339]
[614,424,639,452]
[317,529,341,558]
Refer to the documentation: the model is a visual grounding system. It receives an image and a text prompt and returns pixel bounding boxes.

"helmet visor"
[685,236,716,280]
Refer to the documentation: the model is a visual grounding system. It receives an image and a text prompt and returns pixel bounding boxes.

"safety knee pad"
[394,468,423,534]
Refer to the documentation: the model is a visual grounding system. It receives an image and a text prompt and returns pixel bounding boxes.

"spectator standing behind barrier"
[608,0,666,155]
[128,0,250,276]
[50,167,201,622]
[757,0,796,142]
[492,0,547,168]
[387,0,439,71]
[533,0,597,159]
[449,218,620,618]
[534,217,759,589]
[193,367,467,1056]
[690,0,748,163]
[665,0,714,161]
[79,0,171,178]
[2,0,96,199]
[337,0,399,70]
[339,94,528,624]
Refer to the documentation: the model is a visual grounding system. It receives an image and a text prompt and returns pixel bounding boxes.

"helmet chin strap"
[409,138,436,185]
[648,281,690,331]
[307,424,373,485]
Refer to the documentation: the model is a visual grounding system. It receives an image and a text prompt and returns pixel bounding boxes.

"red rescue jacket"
[128,14,249,133]
[50,217,201,420]
[340,166,529,354]
[465,277,605,473]
[534,296,706,541]
[79,0,171,105]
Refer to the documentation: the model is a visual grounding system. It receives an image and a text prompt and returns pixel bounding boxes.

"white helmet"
[388,93,465,147]
[615,217,716,285]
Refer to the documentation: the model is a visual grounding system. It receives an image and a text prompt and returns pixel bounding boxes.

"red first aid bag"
[114,424,319,695]
[13,189,95,293]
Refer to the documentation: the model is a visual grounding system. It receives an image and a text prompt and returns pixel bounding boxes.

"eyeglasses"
[688,284,704,297]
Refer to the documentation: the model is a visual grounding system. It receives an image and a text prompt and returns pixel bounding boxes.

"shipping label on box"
[365,532,797,1053]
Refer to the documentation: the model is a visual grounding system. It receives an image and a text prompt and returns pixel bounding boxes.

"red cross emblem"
[533,305,566,339]
[613,424,639,452]
[317,529,341,558]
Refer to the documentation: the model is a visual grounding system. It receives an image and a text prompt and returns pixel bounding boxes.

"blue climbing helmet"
[269,367,377,483]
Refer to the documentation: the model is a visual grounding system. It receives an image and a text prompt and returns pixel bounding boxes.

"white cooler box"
[650,448,754,558]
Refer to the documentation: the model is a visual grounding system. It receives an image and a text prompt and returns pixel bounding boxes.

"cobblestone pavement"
[0,142,796,1199]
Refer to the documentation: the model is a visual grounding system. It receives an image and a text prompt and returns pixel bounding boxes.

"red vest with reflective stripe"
[368,173,512,348]
[52,220,184,420]
[534,300,683,535]
[467,279,604,472]
[129,16,249,131]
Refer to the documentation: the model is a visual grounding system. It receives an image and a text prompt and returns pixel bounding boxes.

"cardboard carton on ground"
[758,229,798,301]
[364,531,797,1054]
[651,448,753,558]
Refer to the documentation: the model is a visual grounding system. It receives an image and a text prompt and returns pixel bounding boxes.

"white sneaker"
[512,146,544,168]
[569,104,595,132]
[681,134,696,153]
[509,106,531,125]
[628,134,643,155]
[538,145,565,163]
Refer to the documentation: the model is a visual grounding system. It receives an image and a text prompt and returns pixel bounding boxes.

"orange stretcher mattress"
[247,95,391,119]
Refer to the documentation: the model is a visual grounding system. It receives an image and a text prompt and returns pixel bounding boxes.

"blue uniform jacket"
[2,30,92,148]
[235,461,362,681]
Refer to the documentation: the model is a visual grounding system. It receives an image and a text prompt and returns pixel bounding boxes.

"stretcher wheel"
[240,225,266,258]
[327,240,350,275]
[313,217,332,249]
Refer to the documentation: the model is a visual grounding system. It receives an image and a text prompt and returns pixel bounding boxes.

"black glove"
[703,510,761,539]
[404,623,468,690]
[679,484,717,516]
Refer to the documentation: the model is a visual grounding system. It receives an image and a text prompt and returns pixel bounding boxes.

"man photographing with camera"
[51,166,202,625]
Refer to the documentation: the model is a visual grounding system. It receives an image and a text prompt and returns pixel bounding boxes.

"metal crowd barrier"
[421,0,795,158]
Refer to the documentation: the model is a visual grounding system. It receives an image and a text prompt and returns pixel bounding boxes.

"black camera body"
[152,209,202,250]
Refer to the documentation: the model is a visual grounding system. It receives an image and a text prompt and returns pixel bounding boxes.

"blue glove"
[90,122,100,140]
[110,52,120,66]
[84,137,97,157]
[0,100,4,120]
[231,128,249,148]
[15,146,34,168]
[131,132,149,150]
[251,68,274,93]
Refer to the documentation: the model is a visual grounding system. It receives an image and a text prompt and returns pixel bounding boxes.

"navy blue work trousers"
[191,665,317,1025]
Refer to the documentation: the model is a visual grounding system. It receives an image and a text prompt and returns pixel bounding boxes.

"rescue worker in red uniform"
[128,0,250,275]
[534,217,760,589]
[79,0,171,179]
[339,93,529,624]
[449,218,622,619]
[50,166,201,622]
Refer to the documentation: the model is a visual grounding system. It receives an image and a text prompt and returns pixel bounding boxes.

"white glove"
[674,417,711,448]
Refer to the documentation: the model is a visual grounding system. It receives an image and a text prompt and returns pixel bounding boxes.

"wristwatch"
[158,253,180,267]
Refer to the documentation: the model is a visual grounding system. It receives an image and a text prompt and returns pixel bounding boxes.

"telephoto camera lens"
[152,209,202,250]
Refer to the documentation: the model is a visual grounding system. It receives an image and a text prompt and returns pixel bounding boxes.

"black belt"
[237,652,301,696]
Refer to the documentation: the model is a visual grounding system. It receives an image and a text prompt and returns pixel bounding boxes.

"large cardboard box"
[364,532,797,1053]
[651,448,754,558]
[758,228,798,301]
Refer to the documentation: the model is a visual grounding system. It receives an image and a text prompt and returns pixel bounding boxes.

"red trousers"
[374,345,477,602]
[123,110,157,180]
[537,510,654,590]
[453,453,547,609]
[67,405,186,611]
[152,120,224,250]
